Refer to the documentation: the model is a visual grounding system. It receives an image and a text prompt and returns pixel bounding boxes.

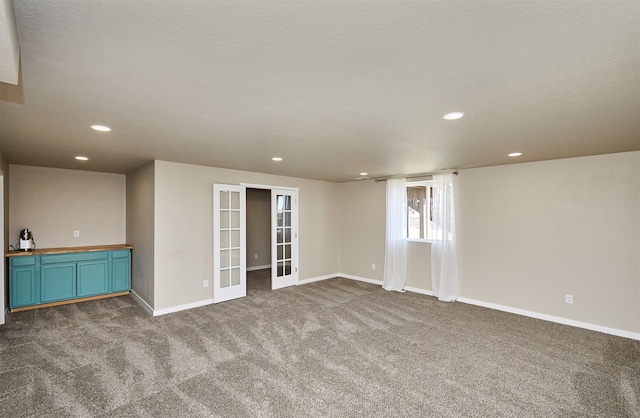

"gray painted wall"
[152,160,340,311]
[8,165,126,248]
[246,188,271,269]
[126,161,155,308]
[338,151,640,334]
[456,151,639,332]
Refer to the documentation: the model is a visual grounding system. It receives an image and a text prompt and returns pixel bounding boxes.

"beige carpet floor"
[1,270,638,417]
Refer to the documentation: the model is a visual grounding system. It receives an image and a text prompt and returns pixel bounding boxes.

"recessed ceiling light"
[272,157,283,161]
[508,152,523,157]
[75,156,89,161]
[91,125,111,132]
[443,112,465,120]
[359,172,368,176]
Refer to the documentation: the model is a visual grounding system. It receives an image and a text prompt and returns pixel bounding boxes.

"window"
[407,180,455,241]
[406,181,435,240]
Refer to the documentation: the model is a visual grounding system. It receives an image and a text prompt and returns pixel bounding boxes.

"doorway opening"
[213,183,299,304]
[246,188,272,291]
[243,184,299,292]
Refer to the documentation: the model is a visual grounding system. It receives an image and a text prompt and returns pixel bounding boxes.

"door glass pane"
[285,244,291,259]
[230,230,240,247]
[220,269,230,288]
[231,249,240,267]
[220,250,229,268]
[220,191,229,209]
[231,191,240,209]
[230,211,240,228]
[220,211,229,228]
[231,268,240,286]
[272,190,296,287]
[214,184,246,302]
[220,230,229,249]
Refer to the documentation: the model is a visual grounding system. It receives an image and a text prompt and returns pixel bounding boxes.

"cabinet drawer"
[11,256,36,267]
[41,251,109,264]
[111,249,130,259]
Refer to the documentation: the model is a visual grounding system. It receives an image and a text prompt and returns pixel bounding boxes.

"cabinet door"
[111,255,130,292]
[41,263,76,302]
[77,260,109,297]
[10,267,38,308]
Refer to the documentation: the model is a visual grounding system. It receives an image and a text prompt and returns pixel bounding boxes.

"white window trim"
[406,179,436,242]
[407,237,433,243]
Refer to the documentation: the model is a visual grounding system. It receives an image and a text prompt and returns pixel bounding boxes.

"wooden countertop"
[6,244,133,257]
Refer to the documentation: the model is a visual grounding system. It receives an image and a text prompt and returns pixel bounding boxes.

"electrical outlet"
[371,264,376,270]
[73,230,80,238]
[565,294,573,304]
[203,280,209,288]
[254,254,259,260]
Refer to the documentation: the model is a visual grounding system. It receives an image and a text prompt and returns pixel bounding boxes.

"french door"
[271,189,298,289]
[213,184,246,303]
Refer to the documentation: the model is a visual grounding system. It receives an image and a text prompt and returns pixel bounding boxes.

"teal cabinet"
[7,247,131,310]
[41,262,77,302]
[111,250,131,292]
[9,256,39,308]
[77,260,109,297]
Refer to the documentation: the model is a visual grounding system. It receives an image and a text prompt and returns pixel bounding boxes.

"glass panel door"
[272,189,298,289]
[213,184,246,303]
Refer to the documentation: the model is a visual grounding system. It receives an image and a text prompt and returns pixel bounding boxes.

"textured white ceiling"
[1,0,638,182]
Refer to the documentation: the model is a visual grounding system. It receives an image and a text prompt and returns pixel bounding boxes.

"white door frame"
[241,183,299,290]
[241,183,298,191]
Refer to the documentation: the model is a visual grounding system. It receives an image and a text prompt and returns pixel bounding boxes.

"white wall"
[9,165,126,248]
[338,179,385,281]
[152,160,340,311]
[456,151,639,333]
[338,179,431,289]
[126,161,155,308]
[339,151,640,334]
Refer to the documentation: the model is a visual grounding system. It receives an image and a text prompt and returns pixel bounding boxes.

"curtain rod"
[374,170,459,182]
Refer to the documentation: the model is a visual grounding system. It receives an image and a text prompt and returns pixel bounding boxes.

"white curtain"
[431,174,459,301]
[383,178,407,291]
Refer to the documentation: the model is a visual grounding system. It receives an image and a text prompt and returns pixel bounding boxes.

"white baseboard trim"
[297,273,337,285]
[129,290,154,316]
[297,273,385,286]
[247,264,271,272]
[457,297,640,341]
[338,273,383,286]
[403,286,433,296]
[336,275,639,341]
[153,298,214,317]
